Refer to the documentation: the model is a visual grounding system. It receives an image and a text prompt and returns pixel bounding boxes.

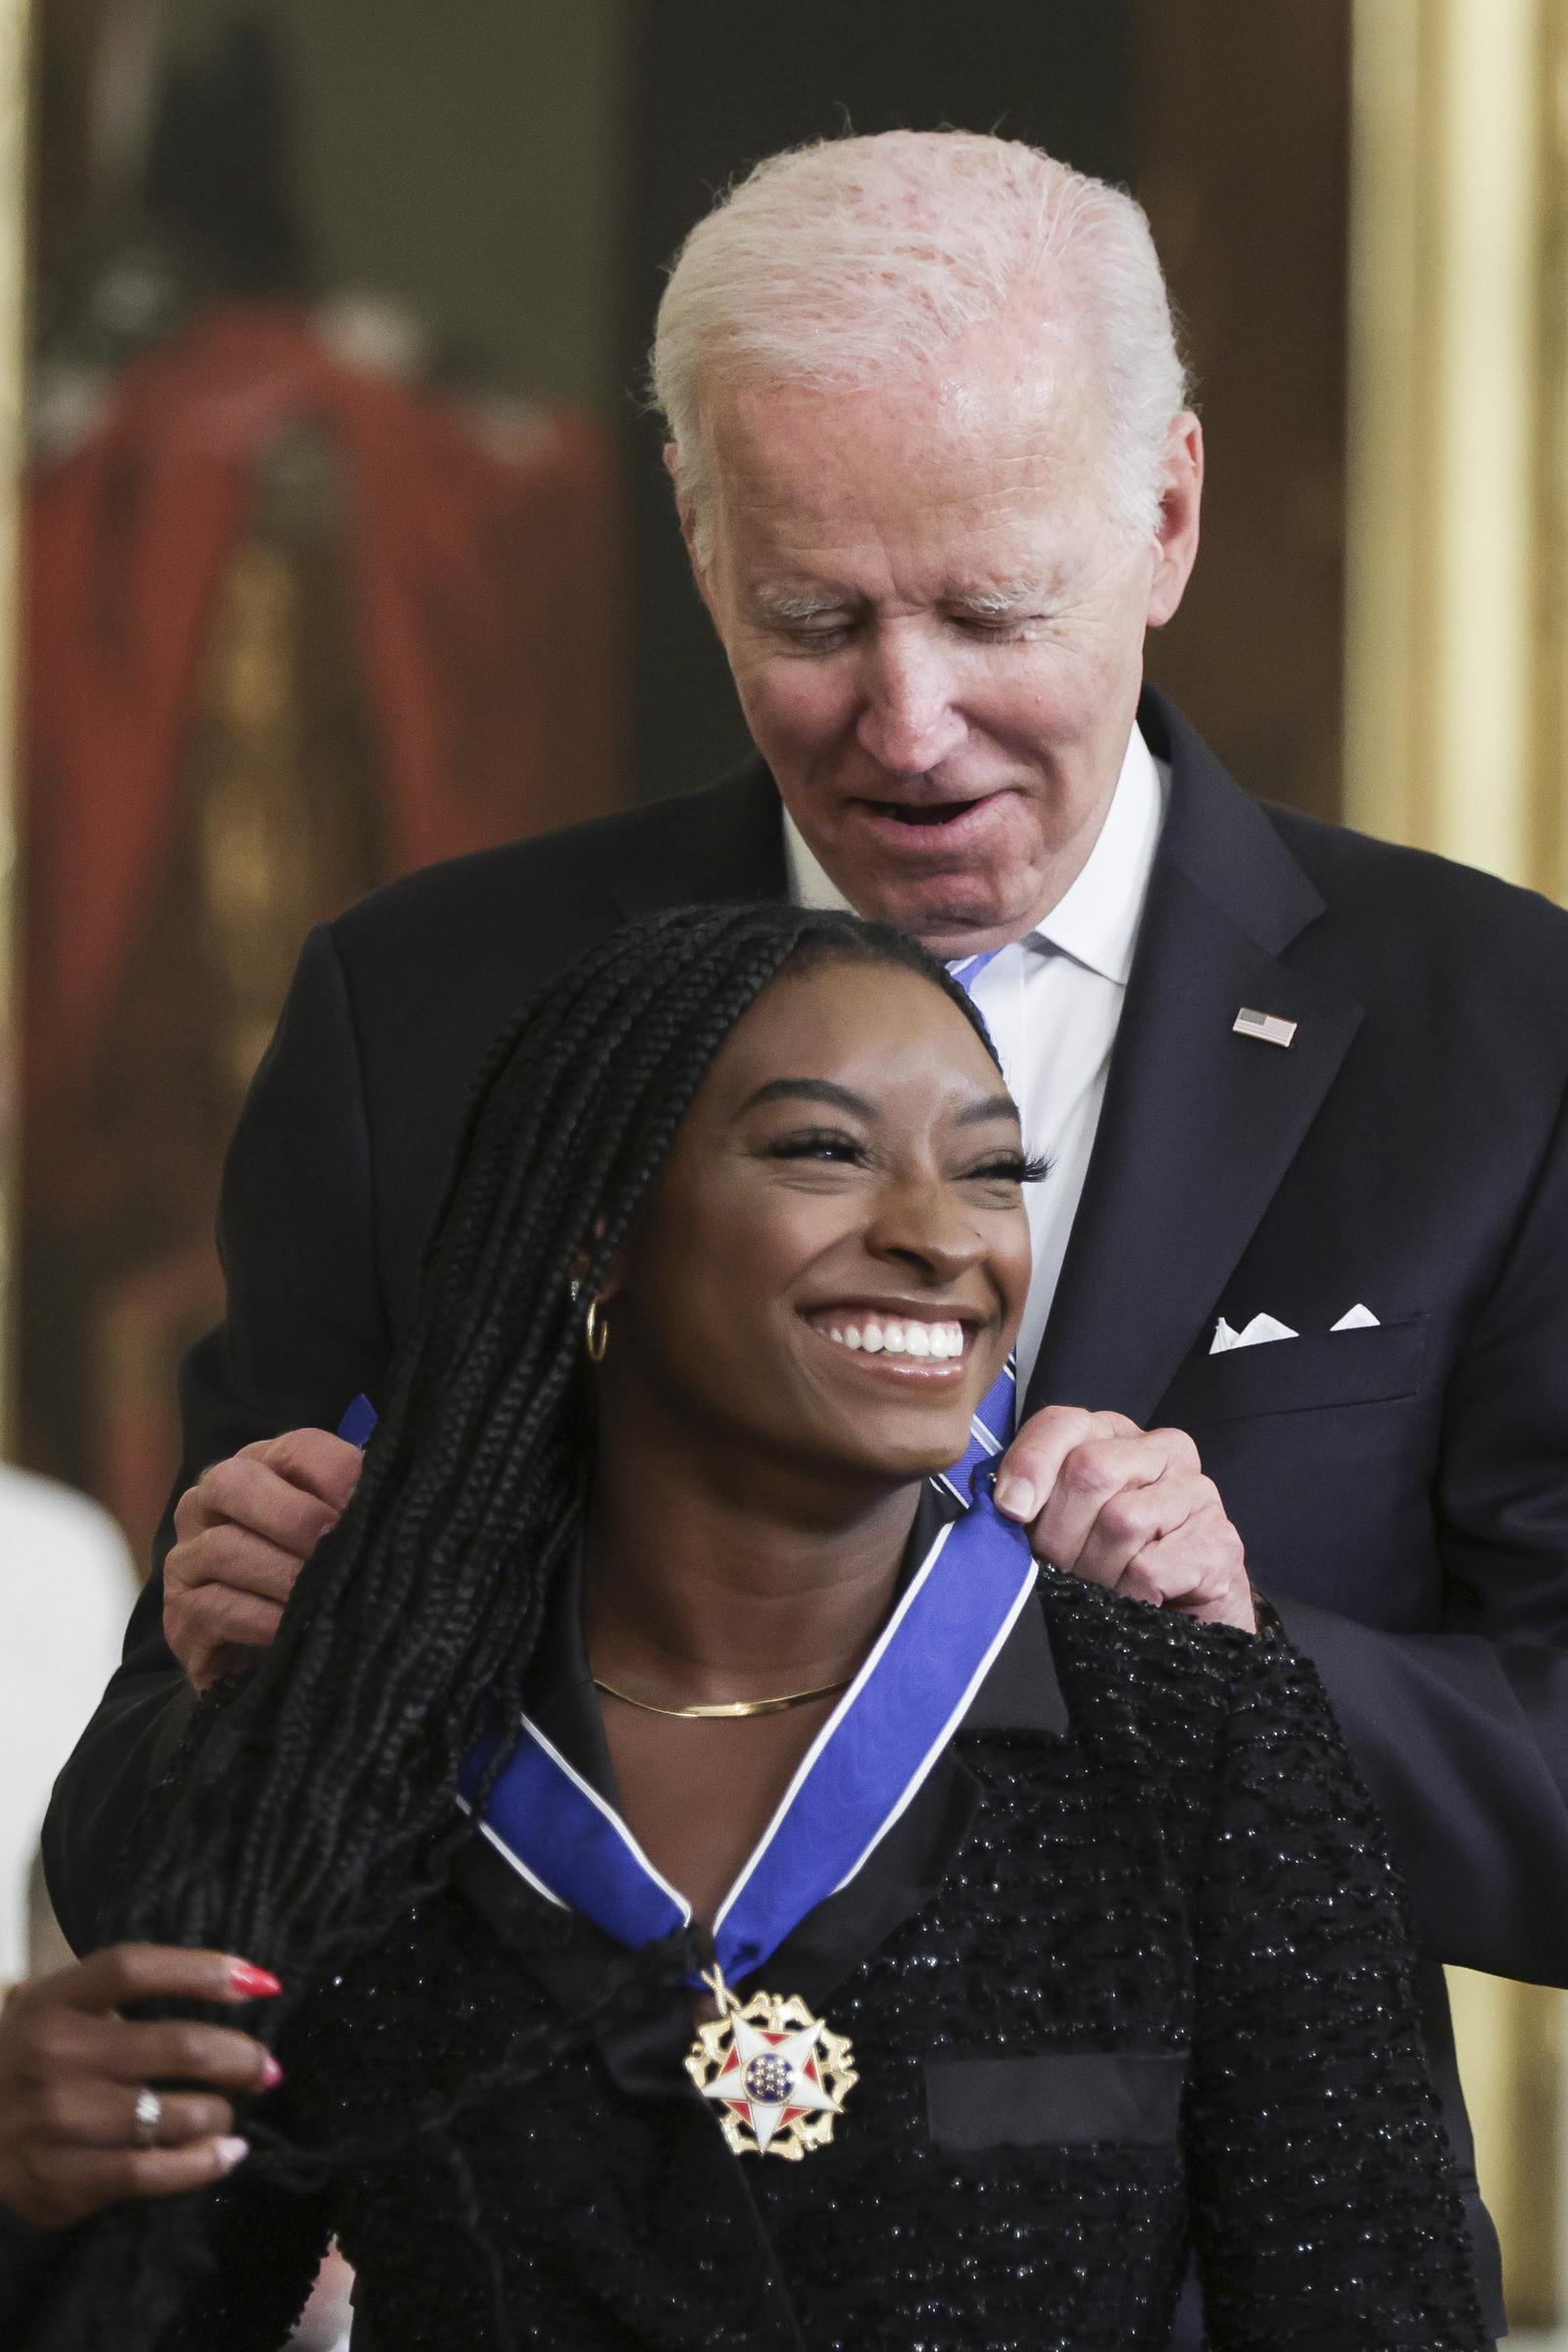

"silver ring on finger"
[131,2085,163,2148]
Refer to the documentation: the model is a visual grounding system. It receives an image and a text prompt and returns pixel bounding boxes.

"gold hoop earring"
[584,1296,610,1364]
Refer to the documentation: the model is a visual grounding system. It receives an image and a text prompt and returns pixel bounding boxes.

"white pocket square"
[1210,1312,1298,1354]
[1210,1303,1382,1355]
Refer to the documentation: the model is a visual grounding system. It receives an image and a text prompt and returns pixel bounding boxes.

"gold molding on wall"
[1347,0,1568,2326]
[1347,0,1567,903]
[0,0,30,1458]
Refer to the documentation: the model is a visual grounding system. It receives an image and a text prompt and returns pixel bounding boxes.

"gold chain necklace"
[592,1673,852,1720]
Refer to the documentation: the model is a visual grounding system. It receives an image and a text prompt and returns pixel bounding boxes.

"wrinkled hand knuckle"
[267,1428,316,1481]
[204,1592,246,1642]
[1059,1448,1111,1500]
[1109,1493,1157,1541]
[208,1523,258,1580]
[196,1458,239,1512]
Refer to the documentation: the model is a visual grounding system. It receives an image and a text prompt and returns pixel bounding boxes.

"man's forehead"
[703,351,1106,566]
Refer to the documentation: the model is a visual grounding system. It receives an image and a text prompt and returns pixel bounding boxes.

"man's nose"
[854,632,966,777]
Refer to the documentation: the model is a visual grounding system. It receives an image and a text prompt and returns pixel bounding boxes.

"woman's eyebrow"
[953,1093,1024,1129]
[734,1079,1020,1128]
[734,1077,876,1119]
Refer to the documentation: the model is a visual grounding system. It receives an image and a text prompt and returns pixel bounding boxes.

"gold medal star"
[706,2010,840,2153]
[686,1982,858,2160]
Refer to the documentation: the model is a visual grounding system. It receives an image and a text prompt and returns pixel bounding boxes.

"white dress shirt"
[784,724,1168,1392]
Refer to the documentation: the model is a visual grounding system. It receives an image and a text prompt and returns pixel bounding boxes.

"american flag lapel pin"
[1233,1006,1298,1049]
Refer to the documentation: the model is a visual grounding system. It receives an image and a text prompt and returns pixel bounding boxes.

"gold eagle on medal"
[687,1975,857,2160]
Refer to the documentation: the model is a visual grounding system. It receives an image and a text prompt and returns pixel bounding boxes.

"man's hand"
[994,1405,1254,1633]
[0,1944,280,2228]
[166,1430,365,1690]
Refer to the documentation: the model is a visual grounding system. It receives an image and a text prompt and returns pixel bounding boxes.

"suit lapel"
[605,755,786,917]
[1024,693,1364,1427]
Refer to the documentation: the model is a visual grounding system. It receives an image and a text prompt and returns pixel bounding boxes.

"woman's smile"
[800,1303,975,1375]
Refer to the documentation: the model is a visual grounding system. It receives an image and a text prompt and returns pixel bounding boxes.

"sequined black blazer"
[123,1569,1486,2352]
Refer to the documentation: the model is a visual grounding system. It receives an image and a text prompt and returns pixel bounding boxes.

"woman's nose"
[863,1178,986,1282]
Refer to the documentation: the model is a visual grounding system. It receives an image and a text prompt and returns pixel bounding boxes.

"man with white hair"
[44,131,1568,2341]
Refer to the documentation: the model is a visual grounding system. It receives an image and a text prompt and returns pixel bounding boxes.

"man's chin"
[847,877,1029,956]
[808,807,1043,949]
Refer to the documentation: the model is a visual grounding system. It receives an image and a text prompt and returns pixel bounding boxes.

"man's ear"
[1145,412,1203,631]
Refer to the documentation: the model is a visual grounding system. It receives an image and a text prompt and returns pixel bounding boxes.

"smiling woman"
[0,904,1487,2350]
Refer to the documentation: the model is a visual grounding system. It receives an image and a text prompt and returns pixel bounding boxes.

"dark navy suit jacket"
[42,687,1568,2337]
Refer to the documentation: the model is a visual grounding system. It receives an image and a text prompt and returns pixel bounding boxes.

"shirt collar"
[781,721,1167,986]
[1033,723,1165,984]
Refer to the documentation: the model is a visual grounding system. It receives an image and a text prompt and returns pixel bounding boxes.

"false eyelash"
[972,1152,1052,1186]
[764,1135,1052,1185]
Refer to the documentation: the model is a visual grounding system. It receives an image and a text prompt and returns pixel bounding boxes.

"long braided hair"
[36,902,1000,2348]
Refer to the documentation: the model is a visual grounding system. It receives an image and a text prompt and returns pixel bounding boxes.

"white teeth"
[820,1316,968,1359]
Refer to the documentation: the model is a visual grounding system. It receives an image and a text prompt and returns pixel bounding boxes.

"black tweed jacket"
[162,1566,1487,2352]
[5,1568,1486,2350]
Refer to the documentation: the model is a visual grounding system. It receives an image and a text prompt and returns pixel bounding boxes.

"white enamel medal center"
[687,1968,857,2160]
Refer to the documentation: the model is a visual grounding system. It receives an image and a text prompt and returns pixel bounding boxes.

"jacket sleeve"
[1275,1071,1568,1989]
[40,922,392,1955]
[1186,1633,1489,2352]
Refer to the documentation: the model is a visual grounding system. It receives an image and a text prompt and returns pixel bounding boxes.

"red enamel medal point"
[687,1965,857,2160]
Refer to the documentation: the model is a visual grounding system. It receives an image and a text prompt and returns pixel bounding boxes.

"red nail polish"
[259,2053,284,2090]
[229,1962,282,1998]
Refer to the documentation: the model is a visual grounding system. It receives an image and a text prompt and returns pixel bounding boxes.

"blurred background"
[0,0,1563,2339]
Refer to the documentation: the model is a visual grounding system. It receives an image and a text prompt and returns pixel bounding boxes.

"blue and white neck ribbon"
[936,946,1019,1507]
[459,1473,1036,1990]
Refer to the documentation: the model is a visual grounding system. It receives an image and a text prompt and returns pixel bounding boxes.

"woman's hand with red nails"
[0,1944,281,2228]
